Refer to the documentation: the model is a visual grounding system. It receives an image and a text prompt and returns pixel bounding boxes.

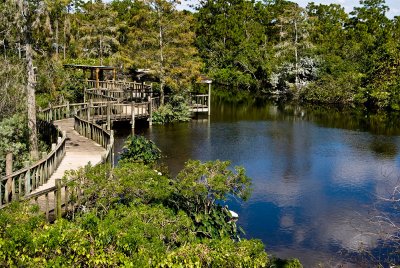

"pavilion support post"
[95,68,100,89]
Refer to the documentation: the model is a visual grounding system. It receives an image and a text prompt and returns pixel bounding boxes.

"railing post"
[41,152,47,183]
[49,103,53,122]
[66,101,70,117]
[88,99,92,121]
[5,152,12,202]
[45,193,49,221]
[56,179,62,220]
[148,96,153,126]
[24,161,31,196]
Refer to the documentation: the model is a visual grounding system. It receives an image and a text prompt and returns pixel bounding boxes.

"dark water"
[114,98,400,267]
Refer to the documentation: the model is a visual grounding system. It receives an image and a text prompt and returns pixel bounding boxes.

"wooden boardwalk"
[1,79,209,216]
[31,118,106,195]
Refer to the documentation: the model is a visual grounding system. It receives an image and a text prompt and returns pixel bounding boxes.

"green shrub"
[120,135,161,164]
[153,94,191,124]
[0,114,30,175]
[172,160,252,239]
[0,160,304,267]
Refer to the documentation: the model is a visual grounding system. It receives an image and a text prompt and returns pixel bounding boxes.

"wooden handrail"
[85,80,152,91]
[0,101,115,215]
[0,130,66,207]
[0,80,162,218]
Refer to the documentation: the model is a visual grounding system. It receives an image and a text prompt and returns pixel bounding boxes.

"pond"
[114,96,400,267]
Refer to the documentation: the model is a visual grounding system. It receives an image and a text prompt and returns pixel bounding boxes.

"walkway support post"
[110,130,114,168]
[148,96,152,126]
[56,179,62,220]
[107,102,111,130]
[131,101,135,132]
[208,83,211,116]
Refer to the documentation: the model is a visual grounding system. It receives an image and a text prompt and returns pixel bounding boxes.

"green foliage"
[123,0,202,95]
[0,59,26,120]
[153,94,191,124]
[66,163,171,215]
[159,238,269,267]
[120,135,161,164]
[0,114,29,175]
[171,160,252,239]
[69,160,251,240]
[175,160,251,206]
[301,71,362,104]
[35,58,86,107]
[196,0,268,90]
[0,202,45,267]
[270,258,303,268]
[0,160,305,267]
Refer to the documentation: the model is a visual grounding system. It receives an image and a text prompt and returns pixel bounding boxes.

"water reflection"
[114,97,400,266]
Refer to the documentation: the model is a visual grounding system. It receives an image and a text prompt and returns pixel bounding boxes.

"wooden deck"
[31,118,105,195]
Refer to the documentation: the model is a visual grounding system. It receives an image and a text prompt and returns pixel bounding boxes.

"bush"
[120,135,161,164]
[300,72,362,105]
[0,114,29,175]
[153,94,191,124]
[0,160,306,267]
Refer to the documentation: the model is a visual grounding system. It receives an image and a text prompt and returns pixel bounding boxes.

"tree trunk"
[294,19,299,91]
[2,40,6,60]
[159,22,165,105]
[55,18,59,57]
[100,38,103,65]
[63,18,66,60]
[26,43,39,160]
[19,0,39,160]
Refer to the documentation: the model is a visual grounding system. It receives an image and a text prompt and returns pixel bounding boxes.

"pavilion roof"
[63,64,116,71]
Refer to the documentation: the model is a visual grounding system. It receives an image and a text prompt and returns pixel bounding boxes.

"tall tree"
[45,0,71,58]
[196,0,266,89]
[268,1,316,95]
[18,0,41,160]
[79,1,120,65]
[127,0,202,103]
